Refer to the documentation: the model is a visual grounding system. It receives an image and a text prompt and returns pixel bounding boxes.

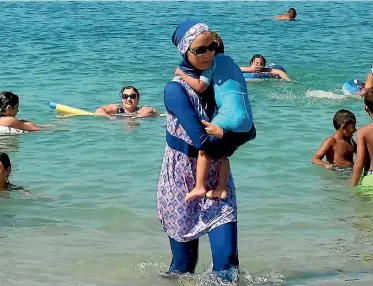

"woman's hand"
[202,120,223,139]
[136,106,157,118]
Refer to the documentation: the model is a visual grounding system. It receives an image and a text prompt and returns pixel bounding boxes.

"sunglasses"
[188,41,218,55]
[121,93,137,100]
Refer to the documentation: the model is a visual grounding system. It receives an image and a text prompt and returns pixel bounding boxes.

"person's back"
[212,53,253,133]
[327,134,355,166]
[312,109,356,169]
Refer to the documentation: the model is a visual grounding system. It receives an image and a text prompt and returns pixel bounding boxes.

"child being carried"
[175,32,256,201]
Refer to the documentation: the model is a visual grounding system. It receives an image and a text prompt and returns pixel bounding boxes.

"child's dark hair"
[0,91,19,114]
[333,109,356,130]
[250,54,266,67]
[119,85,140,98]
[0,153,11,169]
[211,31,224,54]
[288,8,297,18]
[364,87,373,113]
[0,152,11,184]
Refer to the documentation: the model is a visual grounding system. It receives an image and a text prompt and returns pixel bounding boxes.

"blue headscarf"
[171,19,210,78]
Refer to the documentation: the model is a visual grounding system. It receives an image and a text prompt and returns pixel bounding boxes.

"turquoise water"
[1,1,373,285]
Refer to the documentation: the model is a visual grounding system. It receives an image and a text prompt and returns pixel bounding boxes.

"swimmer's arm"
[8,183,32,195]
[270,69,291,81]
[240,66,256,73]
[352,130,366,186]
[95,104,118,117]
[4,117,41,131]
[275,14,289,20]
[357,89,366,97]
[364,73,373,90]
[312,137,335,169]
[175,67,209,93]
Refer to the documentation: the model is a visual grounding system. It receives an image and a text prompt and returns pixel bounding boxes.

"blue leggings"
[168,222,239,280]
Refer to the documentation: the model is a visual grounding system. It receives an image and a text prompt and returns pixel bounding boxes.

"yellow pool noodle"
[49,101,95,116]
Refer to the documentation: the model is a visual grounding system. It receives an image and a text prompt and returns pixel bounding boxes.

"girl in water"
[240,54,291,81]
[0,91,43,132]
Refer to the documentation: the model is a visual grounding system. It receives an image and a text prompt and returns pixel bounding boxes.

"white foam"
[306,89,350,99]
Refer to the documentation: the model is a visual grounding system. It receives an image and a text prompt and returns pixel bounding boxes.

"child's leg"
[185,150,211,201]
[206,157,229,200]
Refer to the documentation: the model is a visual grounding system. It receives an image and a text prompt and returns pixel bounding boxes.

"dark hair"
[0,152,11,169]
[288,8,297,18]
[211,31,224,54]
[0,91,19,114]
[364,87,373,113]
[119,86,140,98]
[333,109,356,130]
[250,54,266,67]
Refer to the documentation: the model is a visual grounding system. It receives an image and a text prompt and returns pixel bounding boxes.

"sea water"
[0,1,373,285]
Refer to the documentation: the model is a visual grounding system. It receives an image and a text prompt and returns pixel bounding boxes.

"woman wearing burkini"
[156,19,255,281]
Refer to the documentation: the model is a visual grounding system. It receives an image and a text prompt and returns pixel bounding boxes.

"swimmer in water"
[351,88,373,186]
[312,109,356,170]
[240,54,291,81]
[0,152,31,196]
[0,91,45,131]
[275,8,297,21]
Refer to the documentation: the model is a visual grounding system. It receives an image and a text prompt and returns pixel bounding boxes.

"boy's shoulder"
[323,136,337,146]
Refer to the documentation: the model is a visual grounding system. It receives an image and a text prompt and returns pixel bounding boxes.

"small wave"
[306,89,350,99]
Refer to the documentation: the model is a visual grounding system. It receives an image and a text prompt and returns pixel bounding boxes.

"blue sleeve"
[200,68,212,85]
[164,81,220,151]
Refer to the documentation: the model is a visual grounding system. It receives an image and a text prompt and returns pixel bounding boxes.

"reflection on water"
[0,135,20,153]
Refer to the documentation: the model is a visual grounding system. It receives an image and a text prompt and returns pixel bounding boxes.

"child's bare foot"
[185,187,207,201]
[206,187,228,200]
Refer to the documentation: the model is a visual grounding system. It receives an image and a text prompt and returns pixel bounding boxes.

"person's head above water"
[119,85,140,113]
[333,109,356,138]
[288,8,297,20]
[364,88,373,114]
[0,91,19,117]
[0,152,11,185]
[172,19,218,72]
[250,54,267,71]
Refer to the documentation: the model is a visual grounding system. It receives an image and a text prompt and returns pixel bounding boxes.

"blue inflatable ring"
[342,79,363,96]
[243,64,286,80]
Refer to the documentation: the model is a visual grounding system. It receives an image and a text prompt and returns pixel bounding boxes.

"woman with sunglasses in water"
[95,85,157,118]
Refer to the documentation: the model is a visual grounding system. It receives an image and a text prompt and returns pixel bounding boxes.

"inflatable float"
[243,63,286,81]
[342,79,364,96]
[49,102,95,116]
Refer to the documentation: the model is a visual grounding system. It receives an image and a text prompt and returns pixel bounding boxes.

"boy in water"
[275,8,297,21]
[175,32,256,201]
[352,88,373,186]
[312,109,356,169]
